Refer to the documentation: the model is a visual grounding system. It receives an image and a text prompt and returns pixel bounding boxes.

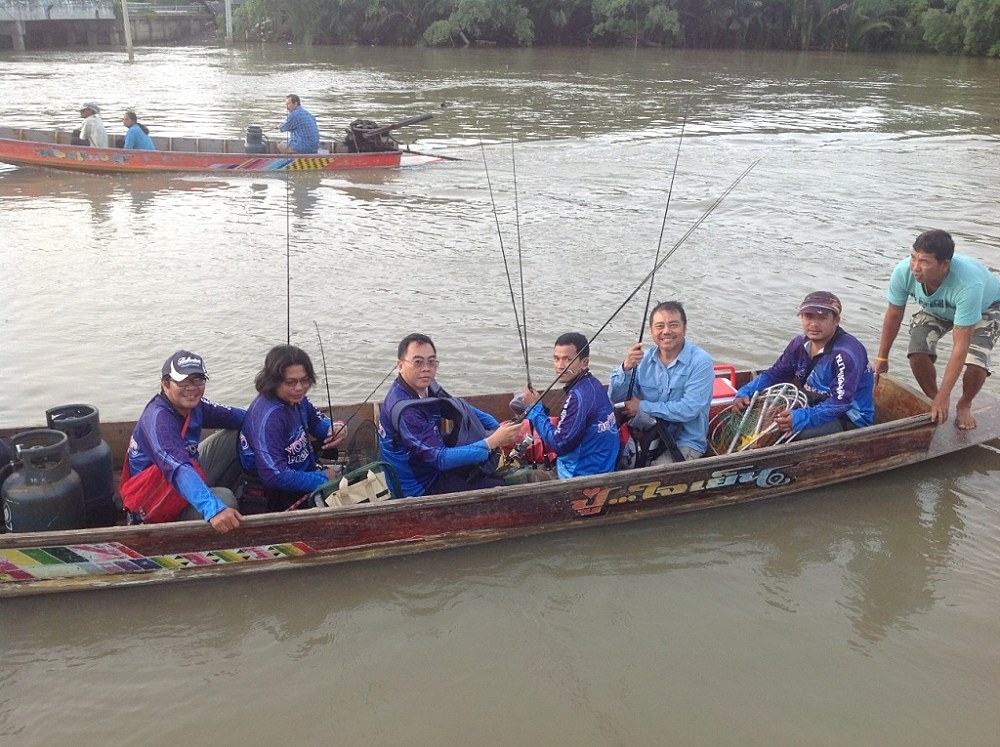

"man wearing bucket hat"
[731,291,875,440]
[120,351,246,533]
[71,101,108,148]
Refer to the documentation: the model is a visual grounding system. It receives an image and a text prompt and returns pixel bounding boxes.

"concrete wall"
[0,0,117,21]
[0,1,215,50]
[129,16,214,43]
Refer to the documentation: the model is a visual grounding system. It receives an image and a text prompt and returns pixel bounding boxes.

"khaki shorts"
[907,301,1000,373]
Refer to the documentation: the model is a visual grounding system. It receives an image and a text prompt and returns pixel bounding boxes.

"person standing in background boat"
[122,110,155,150]
[238,345,349,514]
[731,291,875,439]
[520,332,619,479]
[874,229,1000,430]
[378,333,521,497]
[71,102,108,148]
[275,94,319,154]
[119,351,245,533]
[609,301,715,463]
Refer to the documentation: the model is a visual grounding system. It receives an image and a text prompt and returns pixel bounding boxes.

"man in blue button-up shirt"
[275,94,320,154]
[609,301,715,461]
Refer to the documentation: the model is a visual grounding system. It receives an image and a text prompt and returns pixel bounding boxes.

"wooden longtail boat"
[0,124,440,175]
[1,374,998,598]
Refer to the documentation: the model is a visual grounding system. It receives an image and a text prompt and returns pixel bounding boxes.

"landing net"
[708,383,809,455]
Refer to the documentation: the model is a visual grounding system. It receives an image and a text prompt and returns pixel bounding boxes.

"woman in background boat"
[238,345,348,514]
[122,110,155,150]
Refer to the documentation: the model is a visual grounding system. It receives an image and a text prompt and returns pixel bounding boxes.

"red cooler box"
[711,364,738,419]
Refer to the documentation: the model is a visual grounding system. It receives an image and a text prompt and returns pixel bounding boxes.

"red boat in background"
[0,114,441,174]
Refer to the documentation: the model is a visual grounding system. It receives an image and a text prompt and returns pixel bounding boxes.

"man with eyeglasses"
[119,350,246,533]
[378,333,521,497]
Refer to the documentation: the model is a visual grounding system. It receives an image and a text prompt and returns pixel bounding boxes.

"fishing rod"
[314,320,335,426]
[516,159,759,423]
[480,135,531,387]
[285,132,291,345]
[332,365,399,439]
[510,121,531,388]
[313,322,397,441]
[627,104,690,400]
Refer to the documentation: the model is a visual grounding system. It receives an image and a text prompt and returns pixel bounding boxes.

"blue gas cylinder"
[2,429,86,532]
[46,404,117,527]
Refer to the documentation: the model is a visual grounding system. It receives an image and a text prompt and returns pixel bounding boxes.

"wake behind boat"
[2,373,998,598]
[0,114,441,174]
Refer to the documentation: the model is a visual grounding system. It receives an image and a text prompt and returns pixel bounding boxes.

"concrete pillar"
[13,19,25,51]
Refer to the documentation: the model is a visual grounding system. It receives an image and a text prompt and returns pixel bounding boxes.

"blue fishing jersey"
[239,394,332,494]
[526,371,618,479]
[735,327,875,431]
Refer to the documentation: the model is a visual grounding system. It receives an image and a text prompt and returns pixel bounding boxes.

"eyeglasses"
[281,376,313,388]
[172,375,206,388]
[403,358,440,370]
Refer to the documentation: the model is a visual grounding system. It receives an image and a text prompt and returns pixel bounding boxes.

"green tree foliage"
[424,0,535,45]
[234,0,1000,55]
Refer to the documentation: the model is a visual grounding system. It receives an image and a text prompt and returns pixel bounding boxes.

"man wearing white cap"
[71,101,108,148]
[120,350,246,533]
[731,291,875,440]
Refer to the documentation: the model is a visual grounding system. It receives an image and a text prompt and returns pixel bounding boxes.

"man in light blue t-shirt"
[874,229,1000,430]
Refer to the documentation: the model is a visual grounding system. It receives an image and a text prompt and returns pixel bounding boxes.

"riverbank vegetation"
[233,0,1000,55]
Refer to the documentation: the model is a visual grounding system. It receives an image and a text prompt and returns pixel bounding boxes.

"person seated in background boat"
[70,101,108,148]
[122,110,155,151]
[274,94,319,154]
[874,229,1000,431]
[378,333,521,497]
[731,291,875,440]
[238,345,349,514]
[520,332,619,479]
[609,301,715,464]
[119,351,246,533]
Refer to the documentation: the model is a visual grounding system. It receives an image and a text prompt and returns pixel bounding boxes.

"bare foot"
[955,404,977,430]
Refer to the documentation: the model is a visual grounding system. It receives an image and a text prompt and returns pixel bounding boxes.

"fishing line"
[510,120,530,388]
[627,102,690,400]
[480,135,530,385]
[515,160,759,422]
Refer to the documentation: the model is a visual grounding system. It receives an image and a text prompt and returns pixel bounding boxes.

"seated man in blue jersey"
[732,291,875,440]
[609,301,716,463]
[520,332,619,479]
[275,94,319,154]
[378,333,521,497]
[120,351,246,533]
